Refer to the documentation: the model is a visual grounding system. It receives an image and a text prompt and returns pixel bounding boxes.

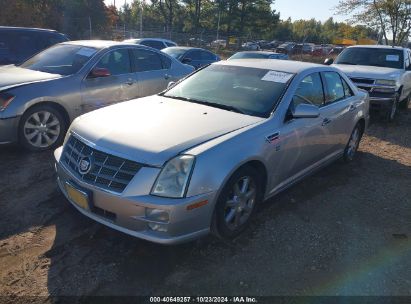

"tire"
[19,104,67,152]
[343,123,363,162]
[212,166,263,239]
[399,94,410,110]
[384,98,398,122]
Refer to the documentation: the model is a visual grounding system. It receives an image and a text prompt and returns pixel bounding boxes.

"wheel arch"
[22,101,70,128]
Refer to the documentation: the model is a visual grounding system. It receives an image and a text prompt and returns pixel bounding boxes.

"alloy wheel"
[346,126,360,160]
[23,111,61,148]
[224,176,257,231]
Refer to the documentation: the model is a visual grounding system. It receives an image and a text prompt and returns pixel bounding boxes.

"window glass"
[140,40,165,50]
[164,65,291,118]
[186,50,202,60]
[131,49,163,72]
[165,42,176,47]
[293,73,324,107]
[20,44,97,75]
[335,47,403,69]
[14,33,39,62]
[160,54,171,69]
[323,72,345,103]
[341,77,353,97]
[0,32,13,65]
[201,51,215,60]
[95,49,131,75]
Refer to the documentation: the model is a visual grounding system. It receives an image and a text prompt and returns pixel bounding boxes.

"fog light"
[148,222,168,232]
[145,208,169,223]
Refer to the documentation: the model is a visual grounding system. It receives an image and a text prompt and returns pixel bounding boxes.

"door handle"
[164,74,171,80]
[322,118,332,126]
[125,79,135,86]
[348,104,356,112]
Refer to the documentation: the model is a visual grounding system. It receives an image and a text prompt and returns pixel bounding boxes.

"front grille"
[350,77,375,85]
[61,135,142,193]
[358,86,372,92]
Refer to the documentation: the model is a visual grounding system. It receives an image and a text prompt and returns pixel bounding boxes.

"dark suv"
[0,26,68,66]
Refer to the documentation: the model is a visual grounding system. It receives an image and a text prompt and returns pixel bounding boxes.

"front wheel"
[343,123,363,162]
[212,166,262,239]
[384,98,398,122]
[19,105,67,151]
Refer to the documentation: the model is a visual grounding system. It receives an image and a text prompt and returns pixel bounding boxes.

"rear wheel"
[19,105,67,151]
[212,166,262,239]
[399,94,410,110]
[343,123,363,162]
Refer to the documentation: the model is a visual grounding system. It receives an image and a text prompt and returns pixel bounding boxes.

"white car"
[329,45,411,120]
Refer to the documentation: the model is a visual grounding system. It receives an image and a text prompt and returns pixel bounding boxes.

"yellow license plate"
[65,183,89,210]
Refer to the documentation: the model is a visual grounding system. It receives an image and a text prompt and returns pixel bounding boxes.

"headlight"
[375,79,396,86]
[151,155,195,198]
[0,92,15,111]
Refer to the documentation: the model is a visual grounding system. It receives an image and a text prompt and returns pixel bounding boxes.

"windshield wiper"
[164,95,245,114]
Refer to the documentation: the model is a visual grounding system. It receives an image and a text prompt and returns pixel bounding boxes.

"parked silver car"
[54,60,369,244]
[0,40,194,151]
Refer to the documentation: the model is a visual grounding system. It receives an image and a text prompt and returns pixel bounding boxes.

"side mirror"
[292,104,320,118]
[324,58,334,65]
[89,67,111,78]
[167,81,176,89]
[182,58,192,64]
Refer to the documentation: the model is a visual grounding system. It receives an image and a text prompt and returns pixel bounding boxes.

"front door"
[81,48,135,113]
[267,72,332,194]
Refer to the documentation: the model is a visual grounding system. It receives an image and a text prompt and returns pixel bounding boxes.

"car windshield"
[162,48,187,59]
[20,44,98,75]
[229,53,270,60]
[335,47,404,69]
[163,65,293,118]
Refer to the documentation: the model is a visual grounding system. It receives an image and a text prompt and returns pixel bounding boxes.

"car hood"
[71,95,264,167]
[0,65,62,91]
[333,64,402,80]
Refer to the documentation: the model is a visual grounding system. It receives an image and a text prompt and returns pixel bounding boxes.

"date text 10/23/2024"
[149,297,258,303]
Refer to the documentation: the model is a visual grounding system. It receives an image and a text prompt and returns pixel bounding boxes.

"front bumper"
[369,92,397,111]
[54,147,215,245]
[0,115,20,144]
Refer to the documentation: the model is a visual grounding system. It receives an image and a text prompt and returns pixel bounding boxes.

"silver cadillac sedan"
[0,40,194,151]
[54,60,370,244]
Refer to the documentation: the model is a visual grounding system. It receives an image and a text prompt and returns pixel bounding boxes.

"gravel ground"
[0,107,410,301]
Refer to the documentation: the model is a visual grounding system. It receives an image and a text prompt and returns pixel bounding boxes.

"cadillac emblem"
[78,156,92,175]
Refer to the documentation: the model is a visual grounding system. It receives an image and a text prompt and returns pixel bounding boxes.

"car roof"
[125,38,176,44]
[164,46,208,51]
[0,26,61,33]
[63,40,137,49]
[215,59,323,74]
[348,44,407,50]
[235,51,285,55]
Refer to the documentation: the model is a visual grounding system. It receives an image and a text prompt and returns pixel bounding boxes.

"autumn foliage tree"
[337,0,411,46]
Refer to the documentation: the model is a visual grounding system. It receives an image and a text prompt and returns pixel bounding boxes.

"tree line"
[0,0,384,44]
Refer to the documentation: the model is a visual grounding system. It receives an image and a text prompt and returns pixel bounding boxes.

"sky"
[274,0,347,22]
[104,0,349,23]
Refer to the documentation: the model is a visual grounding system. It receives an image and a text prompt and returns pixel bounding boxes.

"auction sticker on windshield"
[262,71,293,83]
[77,47,97,57]
[386,55,400,62]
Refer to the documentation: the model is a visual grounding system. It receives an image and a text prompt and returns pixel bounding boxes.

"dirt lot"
[0,107,410,301]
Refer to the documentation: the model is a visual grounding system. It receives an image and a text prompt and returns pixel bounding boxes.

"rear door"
[81,48,134,113]
[321,71,356,151]
[130,48,170,97]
